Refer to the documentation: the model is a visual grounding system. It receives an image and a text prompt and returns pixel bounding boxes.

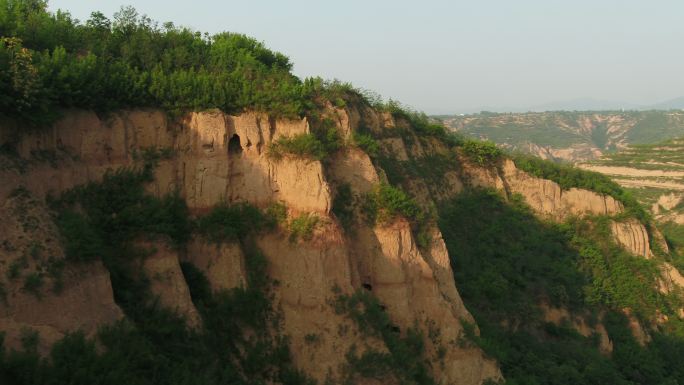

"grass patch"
[288,213,319,242]
[268,133,328,161]
[363,183,422,225]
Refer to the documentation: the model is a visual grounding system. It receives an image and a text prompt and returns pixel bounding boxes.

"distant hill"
[447,97,684,115]
[439,110,684,162]
[648,96,684,110]
[527,98,641,112]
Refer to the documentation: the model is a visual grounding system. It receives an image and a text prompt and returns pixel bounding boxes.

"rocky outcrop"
[141,242,202,328]
[328,144,501,385]
[463,158,623,220]
[610,219,652,258]
[1,109,329,214]
[184,238,247,292]
[658,262,684,294]
[459,157,656,258]
[541,304,613,354]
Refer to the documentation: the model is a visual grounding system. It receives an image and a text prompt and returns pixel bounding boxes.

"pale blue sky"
[48,0,684,114]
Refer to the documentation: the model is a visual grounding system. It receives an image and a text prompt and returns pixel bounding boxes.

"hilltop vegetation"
[0,0,373,123]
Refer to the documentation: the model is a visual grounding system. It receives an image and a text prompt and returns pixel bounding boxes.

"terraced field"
[580,139,684,199]
[579,139,684,254]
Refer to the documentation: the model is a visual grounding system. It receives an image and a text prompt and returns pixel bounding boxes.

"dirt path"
[579,164,684,177]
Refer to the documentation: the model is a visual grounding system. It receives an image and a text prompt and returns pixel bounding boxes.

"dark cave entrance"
[228,134,242,155]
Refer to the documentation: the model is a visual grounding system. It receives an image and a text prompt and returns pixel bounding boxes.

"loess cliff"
[1,104,682,384]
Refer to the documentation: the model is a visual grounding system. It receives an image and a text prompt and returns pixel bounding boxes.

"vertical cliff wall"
[0,108,501,384]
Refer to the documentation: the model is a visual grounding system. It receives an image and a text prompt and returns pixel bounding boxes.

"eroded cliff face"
[0,108,500,384]
[0,188,123,354]
[458,156,657,258]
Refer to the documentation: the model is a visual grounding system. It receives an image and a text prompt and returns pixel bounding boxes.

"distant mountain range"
[448,96,684,115]
[439,110,684,162]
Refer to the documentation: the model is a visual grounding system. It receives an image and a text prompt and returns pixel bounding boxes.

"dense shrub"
[439,190,585,319]
[53,166,192,260]
[569,216,666,318]
[460,139,502,166]
[332,183,354,231]
[196,202,272,243]
[353,132,380,157]
[384,100,446,138]
[0,279,313,385]
[363,183,422,225]
[0,2,306,123]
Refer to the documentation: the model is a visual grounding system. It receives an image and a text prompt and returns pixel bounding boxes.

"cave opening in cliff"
[228,134,242,155]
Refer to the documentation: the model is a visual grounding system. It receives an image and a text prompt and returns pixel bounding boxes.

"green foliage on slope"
[362,183,423,225]
[197,202,274,243]
[0,258,312,385]
[334,288,434,385]
[461,139,502,166]
[438,189,684,385]
[0,158,312,384]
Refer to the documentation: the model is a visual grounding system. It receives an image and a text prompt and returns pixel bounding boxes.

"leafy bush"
[332,183,354,231]
[265,201,288,225]
[363,183,422,225]
[439,190,585,319]
[196,202,271,243]
[268,133,327,160]
[21,272,43,298]
[288,213,319,242]
[353,132,379,157]
[570,216,665,318]
[310,118,343,155]
[53,167,192,250]
[460,139,502,166]
[0,286,314,385]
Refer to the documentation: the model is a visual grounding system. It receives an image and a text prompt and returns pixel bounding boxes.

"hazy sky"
[48,0,684,114]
